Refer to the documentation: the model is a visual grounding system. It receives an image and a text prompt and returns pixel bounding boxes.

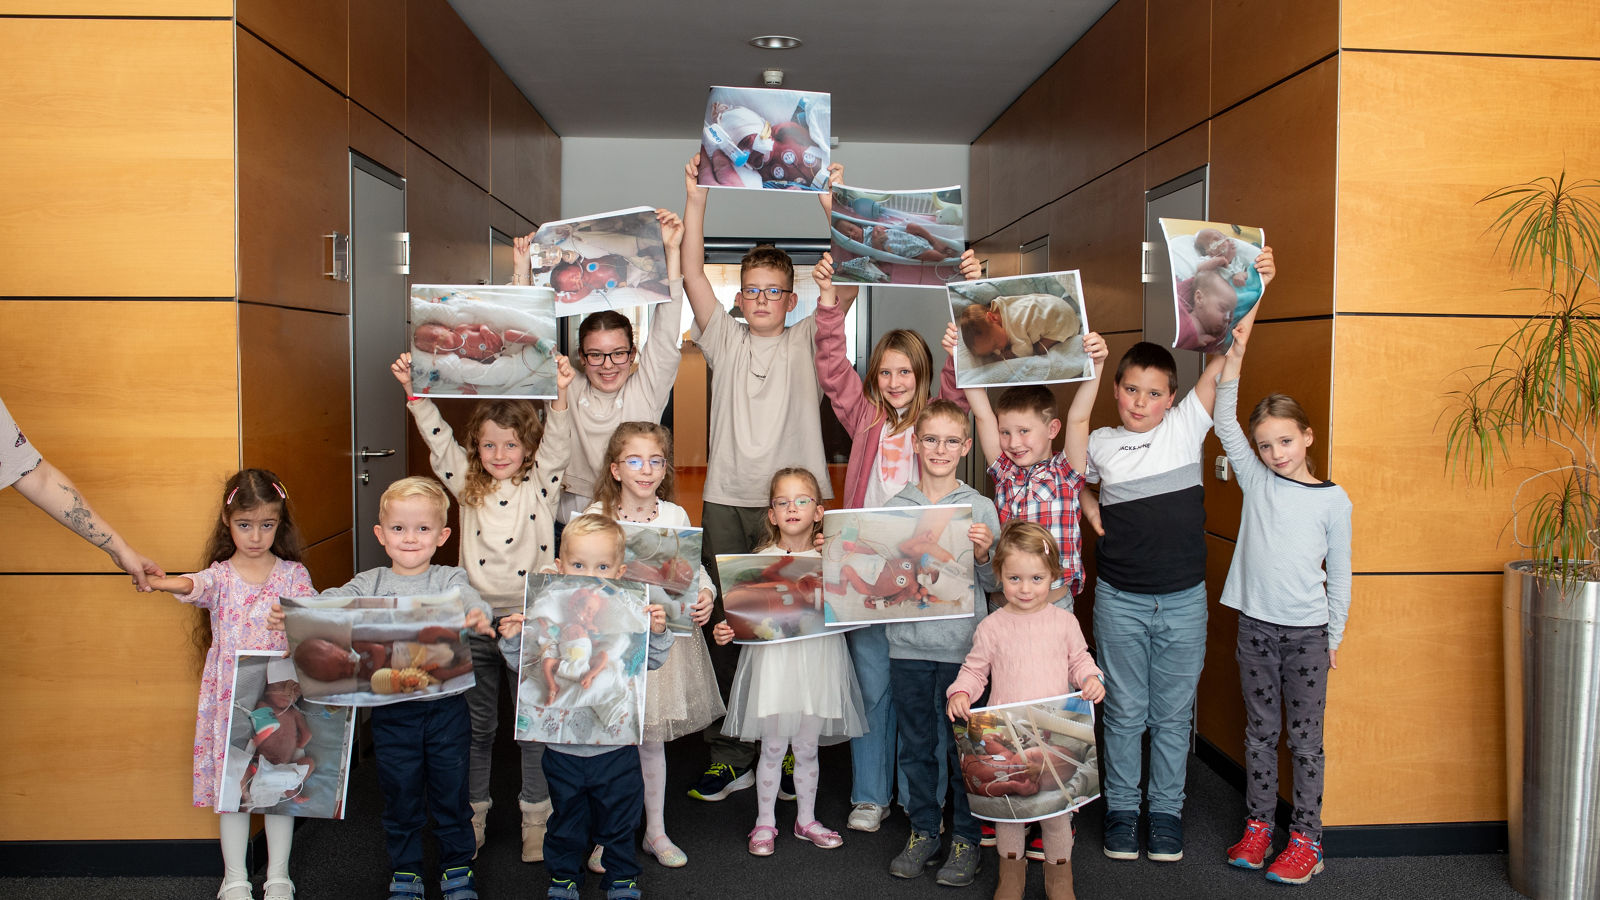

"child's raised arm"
[1195,246,1274,416]
[1063,332,1109,474]
[391,352,414,396]
[964,384,1001,467]
[681,154,719,332]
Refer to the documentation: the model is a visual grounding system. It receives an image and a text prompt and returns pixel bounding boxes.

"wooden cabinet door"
[237,0,348,93]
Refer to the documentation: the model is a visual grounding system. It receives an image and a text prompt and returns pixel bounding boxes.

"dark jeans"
[891,657,978,844]
[699,501,770,769]
[543,746,644,883]
[464,632,547,804]
[1237,614,1329,839]
[370,695,475,873]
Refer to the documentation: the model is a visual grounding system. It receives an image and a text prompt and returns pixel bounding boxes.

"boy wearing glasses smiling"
[680,152,838,801]
[881,398,998,887]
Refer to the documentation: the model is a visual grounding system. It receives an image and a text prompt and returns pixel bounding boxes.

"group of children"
[150,153,1351,900]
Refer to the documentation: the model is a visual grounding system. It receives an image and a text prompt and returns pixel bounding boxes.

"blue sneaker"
[1102,810,1140,860]
[387,872,425,900]
[548,878,581,900]
[1147,812,1184,862]
[607,878,643,899]
[440,866,477,900]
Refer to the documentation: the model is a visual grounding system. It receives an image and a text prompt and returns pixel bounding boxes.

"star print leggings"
[1236,614,1328,839]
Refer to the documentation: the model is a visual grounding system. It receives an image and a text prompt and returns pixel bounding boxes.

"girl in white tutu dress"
[713,467,866,857]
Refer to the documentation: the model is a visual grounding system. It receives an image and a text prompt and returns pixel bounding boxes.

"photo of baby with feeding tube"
[830,184,966,287]
[409,285,558,399]
[820,504,978,627]
[217,652,355,818]
[957,693,1101,823]
[527,206,672,318]
[696,86,831,192]
[949,271,1093,389]
[618,522,702,634]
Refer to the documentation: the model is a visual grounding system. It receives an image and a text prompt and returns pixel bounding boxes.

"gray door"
[1144,170,1207,396]
[351,155,408,571]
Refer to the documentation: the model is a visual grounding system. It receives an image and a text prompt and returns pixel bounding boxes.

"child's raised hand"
[1082,331,1108,365]
[969,522,994,564]
[1080,675,1106,703]
[1255,245,1275,288]
[1227,323,1250,361]
[463,607,495,637]
[957,248,982,281]
[498,613,525,639]
[712,621,735,645]
[685,154,709,200]
[512,230,536,278]
[648,604,667,634]
[656,208,683,250]
[555,354,575,391]
[817,163,844,213]
[691,588,714,627]
[942,322,960,356]
[391,353,414,394]
[946,691,972,722]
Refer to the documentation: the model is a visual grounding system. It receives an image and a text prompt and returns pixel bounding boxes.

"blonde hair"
[593,422,677,518]
[762,467,825,549]
[1249,393,1317,477]
[462,400,544,506]
[379,475,450,524]
[863,329,935,436]
[560,513,627,562]
[991,521,1062,581]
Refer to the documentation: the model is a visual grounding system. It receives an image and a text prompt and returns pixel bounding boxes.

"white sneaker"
[847,802,887,832]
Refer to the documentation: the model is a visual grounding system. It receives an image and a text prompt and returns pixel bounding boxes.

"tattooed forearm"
[58,483,113,547]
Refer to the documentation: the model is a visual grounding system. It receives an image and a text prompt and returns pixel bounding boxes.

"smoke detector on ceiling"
[761,68,784,87]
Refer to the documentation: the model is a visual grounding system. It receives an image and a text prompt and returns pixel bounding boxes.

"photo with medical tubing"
[697,85,831,192]
[949,271,1093,389]
[282,591,476,707]
[829,184,966,287]
[619,522,703,634]
[514,572,651,746]
[717,553,838,645]
[957,693,1101,824]
[1159,217,1266,355]
[820,504,977,627]
[217,651,356,818]
[528,205,672,318]
[409,284,558,399]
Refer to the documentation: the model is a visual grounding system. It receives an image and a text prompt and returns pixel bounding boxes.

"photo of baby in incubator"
[408,285,558,399]
[509,573,651,746]
[1159,218,1266,354]
[957,693,1100,824]
[829,184,966,287]
[821,504,978,626]
[949,271,1094,389]
[696,85,831,192]
[217,653,356,819]
[525,206,673,318]
[282,592,478,707]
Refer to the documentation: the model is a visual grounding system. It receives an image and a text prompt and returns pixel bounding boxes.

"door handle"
[359,447,396,459]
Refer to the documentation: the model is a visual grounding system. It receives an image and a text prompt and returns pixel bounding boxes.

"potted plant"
[1445,172,1600,900]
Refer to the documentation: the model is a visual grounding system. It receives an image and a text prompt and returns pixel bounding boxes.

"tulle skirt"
[722,632,866,746]
[643,626,725,742]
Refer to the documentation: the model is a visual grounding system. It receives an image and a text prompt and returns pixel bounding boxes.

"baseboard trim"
[0,830,266,877]
[1195,736,1508,858]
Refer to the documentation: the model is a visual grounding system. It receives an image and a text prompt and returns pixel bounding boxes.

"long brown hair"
[575,310,637,376]
[761,467,825,550]
[863,329,935,436]
[462,400,544,506]
[192,468,305,658]
[592,422,676,518]
[1248,393,1317,477]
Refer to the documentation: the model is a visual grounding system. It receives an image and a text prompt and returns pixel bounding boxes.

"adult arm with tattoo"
[11,458,164,590]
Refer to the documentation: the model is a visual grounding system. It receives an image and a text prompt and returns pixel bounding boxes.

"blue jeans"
[370,695,475,873]
[1093,579,1207,817]
[847,625,905,807]
[890,658,975,843]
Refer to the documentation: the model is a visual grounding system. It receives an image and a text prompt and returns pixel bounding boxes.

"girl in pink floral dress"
[149,469,314,900]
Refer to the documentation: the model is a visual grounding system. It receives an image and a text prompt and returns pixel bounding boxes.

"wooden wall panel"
[527,114,562,226]
[0,301,238,575]
[967,135,992,241]
[1331,316,1548,573]
[350,0,407,131]
[984,107,1027,236]
[1196,535,1245,766]
[1211,58,1337,321]
[490,66,551,223]
[1146,0,1209,148]
[1052,0,1144,198]
[303,530,355,593]
[1049,162,1143,335]
[972,222,1021,281]
[1337,53,1600,316]
[1,575,216,839]
[0,1,228,13]
[240,304,352,547]
[489,198,534,246]
[1341,0,1600,58]
[1211,0,1338,113]
[1322,574,1505,825]
[0,18,233,298]
[1145,122,1208,191]
[237,0,348,92]
[406,0,491,189]
[351,101,407,177]
[238,30,351,315]
[408,144,492,286]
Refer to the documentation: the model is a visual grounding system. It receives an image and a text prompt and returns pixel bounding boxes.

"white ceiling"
[447,0,1118,143]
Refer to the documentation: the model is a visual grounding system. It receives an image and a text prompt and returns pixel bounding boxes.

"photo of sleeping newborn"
[218,652,355,819]
[527,206,672,318]
[957,693,1100,824]
[1158,218,1267,354]
[829,184,966,287]
[618,522,703,634]
[513,573,651,746]
[409,285,558,399]
[948,271,1093,388]
[697,85,831,192]
[282,591,476,707]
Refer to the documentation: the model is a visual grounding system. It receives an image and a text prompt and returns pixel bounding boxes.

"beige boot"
[994,853,1027,900]
[1043,858,1075,900]
[470,800,492,855]
[520,798,552,863]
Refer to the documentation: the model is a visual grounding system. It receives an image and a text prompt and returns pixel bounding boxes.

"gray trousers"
[1236,614,1328,839]
[466,632,548,804]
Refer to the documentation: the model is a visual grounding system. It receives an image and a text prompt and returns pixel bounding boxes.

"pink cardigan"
[815,302,968,509]
[947,605,1103,706]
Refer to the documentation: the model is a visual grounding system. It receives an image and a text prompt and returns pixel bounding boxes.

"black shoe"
[779,752,796,801]
[687,762,754,801]
[1102,809,1140,860]
[1146,812,1184,862]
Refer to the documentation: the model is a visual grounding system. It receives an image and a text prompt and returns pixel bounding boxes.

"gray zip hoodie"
[884,480,998,664]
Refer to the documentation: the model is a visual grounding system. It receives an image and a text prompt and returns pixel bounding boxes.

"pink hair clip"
[225,486,239,506]
[272,482,288,499]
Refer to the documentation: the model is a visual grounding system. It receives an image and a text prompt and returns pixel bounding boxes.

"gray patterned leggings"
[1236,614,1328,839]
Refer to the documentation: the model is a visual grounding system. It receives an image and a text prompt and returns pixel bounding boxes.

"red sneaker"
[1226,819,1274,869]
[979,823,996,847]
[1026,831,1045,861]
[1265,832,1324,884]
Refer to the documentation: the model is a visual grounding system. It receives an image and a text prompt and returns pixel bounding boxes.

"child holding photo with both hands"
[1214,319,1352,885]
[146,469,315,900]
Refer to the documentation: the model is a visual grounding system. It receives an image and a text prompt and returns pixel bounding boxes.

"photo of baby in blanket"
[526,206,672,318]
[1159,218,1266,354]
[217,653,355,819]
[696,85,831,192]
[408,285,557,398]
[949,271,1093,388]
[957,694,1100,824]
[829,184,966,287]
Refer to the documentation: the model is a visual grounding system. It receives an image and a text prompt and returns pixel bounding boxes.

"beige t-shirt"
[692,308,831,507]
[995,293,1080,358]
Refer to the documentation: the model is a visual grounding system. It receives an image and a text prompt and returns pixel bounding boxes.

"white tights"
[755,716,822,828]
[219,811,294,885]
[639,740,668,842]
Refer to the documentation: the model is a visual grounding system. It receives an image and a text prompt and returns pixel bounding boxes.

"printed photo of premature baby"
[957,693,1100,824]
[409,285,558,399]
[829,184,966,287]
[217,652,355,819]
[526,206,672,319]
[1158,218,1266,354]
[283,593,477,707]
[949,271,1093,389]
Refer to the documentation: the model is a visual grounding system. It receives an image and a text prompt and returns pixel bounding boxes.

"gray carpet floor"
[0,736,1523,900]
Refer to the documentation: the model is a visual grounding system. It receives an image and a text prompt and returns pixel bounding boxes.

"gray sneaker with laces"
[889,830,941,878]
[935,837,981,887]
